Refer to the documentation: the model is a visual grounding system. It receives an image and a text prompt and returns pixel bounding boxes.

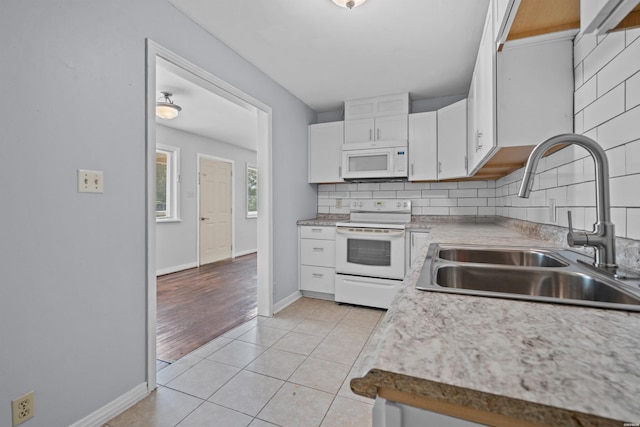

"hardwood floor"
[156,253,257,363]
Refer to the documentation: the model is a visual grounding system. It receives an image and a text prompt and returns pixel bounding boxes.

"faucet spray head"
[518,172,535,198]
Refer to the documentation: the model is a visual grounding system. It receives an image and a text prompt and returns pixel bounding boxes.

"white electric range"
[335,200,411,309]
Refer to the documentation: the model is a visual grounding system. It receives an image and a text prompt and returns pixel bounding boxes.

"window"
[156,145,180,221]
[247,164,257,218]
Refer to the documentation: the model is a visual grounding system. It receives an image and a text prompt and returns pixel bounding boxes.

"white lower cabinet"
[406,231,430,271]
[300,265,334,294]
[298,226,336,296]
[373,398,486,427]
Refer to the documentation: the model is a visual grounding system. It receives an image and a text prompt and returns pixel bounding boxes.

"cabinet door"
[437,99,468,180]
[344,93,409,120]
[375,115,408,143]
[300,239,335,267]
[300,266,335,293]
[344,118,374,145]
[308,122,344,183]
[409,232,430,268]
[467,5,496,175]
[408,112,437,181]
[497,37,573,147]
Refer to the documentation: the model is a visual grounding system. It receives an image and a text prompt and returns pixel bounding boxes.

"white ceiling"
[168,0,491,112]
[156,57,258,151]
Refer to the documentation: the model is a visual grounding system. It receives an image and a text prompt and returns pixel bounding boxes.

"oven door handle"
[336,228,405,237]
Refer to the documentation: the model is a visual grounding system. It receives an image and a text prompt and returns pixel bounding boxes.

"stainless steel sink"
[416,244,640,311]
[437,248,567,267]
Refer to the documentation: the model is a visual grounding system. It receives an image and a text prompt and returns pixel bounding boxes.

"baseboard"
[301,290,335,301]
[273,290,302,314]
[69,383,148,427]
[234,248,257,257]
[156,262,197,276]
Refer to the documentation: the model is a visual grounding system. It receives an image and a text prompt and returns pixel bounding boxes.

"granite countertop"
[297,215,348,226]
[350,223,640,426]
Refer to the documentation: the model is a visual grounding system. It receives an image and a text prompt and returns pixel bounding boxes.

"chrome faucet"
[518,134,616,269]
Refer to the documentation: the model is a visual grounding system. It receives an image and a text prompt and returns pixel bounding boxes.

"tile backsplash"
[316,28,640,242]
[497,28,640,241]
[318,181,496,217]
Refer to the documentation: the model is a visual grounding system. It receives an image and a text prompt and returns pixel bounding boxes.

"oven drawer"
[300,266,335,294]
[335,274,402,309]
[300,226,336,240]
[300,239,335,267]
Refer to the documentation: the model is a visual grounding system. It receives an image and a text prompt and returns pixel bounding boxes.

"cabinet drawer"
[300,226,336,240]
[300,239,335,267]
[300,266,335,293]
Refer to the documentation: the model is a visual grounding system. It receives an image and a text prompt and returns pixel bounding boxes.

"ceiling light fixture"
[331,0,367,9]
[155,91,182,120]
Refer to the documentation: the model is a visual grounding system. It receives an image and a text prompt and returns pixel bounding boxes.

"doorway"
[146,40,273,390]
[199,157,233,266]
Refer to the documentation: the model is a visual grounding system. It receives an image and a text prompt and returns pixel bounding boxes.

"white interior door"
[199,157,232,265]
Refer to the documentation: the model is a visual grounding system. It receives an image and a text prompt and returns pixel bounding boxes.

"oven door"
[335,227,406,280]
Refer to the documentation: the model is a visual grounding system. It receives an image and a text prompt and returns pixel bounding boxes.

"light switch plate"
[78,169,104,193]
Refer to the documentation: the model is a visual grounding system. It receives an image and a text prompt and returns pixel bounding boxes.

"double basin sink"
[416,244,640,311]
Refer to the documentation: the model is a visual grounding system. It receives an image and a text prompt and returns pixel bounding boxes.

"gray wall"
[156,125,258,274]
[0,1,316,425]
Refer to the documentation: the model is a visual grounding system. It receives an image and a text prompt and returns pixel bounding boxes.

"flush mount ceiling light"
[331,0,367,9]
[155,91,182,120]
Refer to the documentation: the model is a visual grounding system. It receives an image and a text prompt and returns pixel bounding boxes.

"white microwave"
[342,145,408,180]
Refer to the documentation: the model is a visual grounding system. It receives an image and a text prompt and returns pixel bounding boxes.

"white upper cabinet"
[467,0,574,176]
[408,99,467,182]
[344,93,409,120]
[344,93,409,148]
[344,115,408,147]
[308,121,344,183]
[581,0,640,34]
[494,0,520,48]
[467,5,496,174]
[408,112,437,181]
[437,99,468,180]
[496,36,573,148]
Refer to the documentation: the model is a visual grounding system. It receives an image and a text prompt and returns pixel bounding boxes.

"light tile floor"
[105,297,384,427]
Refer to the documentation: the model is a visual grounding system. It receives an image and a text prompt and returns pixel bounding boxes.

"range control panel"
[350,199,411,213]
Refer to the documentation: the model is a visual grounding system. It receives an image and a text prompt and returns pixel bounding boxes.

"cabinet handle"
[411,163,414,177]
[438,161,442,174]
[464,155,468,171]
[376,128,380,140]
[476,131,483,151]
[312,247,324,252]
[369,129,372,141]
[411,233,414,246]
[338,166,342,178]
[312,273,324,278]
[311,228,322,232]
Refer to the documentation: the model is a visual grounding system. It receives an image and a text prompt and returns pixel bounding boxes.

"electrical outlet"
[549,198,557,223]
[78,169,104,193]
[12,391,34,426]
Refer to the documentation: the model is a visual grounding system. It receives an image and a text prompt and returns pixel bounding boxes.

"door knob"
[200,217,210,221]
